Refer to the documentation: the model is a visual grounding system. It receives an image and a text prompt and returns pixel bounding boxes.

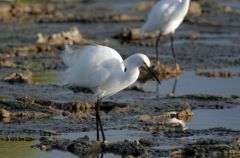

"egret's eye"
[124,67,127,72]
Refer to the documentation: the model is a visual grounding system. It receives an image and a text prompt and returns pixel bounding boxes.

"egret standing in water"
[62,45,160,143]
[140,0,190,70]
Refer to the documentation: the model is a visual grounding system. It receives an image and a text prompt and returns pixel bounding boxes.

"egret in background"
[62,45,160,143]
[140,0,190,70]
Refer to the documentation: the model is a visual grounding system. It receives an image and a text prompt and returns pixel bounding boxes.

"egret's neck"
[180,0,190,6]
[119,59,140,87]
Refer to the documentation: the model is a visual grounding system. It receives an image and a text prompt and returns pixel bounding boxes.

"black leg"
[155,82,159,98]
[170,34,178,67]
[155,32,162,64]
[171,77,178,94]
[97,99,106,141]
[95,99,100,141]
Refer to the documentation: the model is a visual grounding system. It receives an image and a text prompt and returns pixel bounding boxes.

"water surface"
[187,106,240,130]
[143,67,240,97]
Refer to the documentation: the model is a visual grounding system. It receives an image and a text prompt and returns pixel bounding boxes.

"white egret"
[140,0,190,70]
[62,44,160,143]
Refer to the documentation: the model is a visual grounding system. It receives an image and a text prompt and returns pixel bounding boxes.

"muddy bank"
[34,132,240,158]
[0,0,239,157]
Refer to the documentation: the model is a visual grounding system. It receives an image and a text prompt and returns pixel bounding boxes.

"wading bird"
[140,0,190,70]
[62,45,160,143]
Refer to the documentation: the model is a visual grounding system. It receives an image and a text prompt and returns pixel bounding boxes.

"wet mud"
[0,0,240,157]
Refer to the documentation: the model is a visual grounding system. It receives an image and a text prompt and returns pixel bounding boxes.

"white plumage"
[141,0,190,35]
[140,0,190,68]
[62,45,155,98]
[62,45,160,142]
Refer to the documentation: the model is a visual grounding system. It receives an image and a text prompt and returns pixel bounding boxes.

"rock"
[139,138,152,146]
[138,114,151,122]
[40,145,48,151]
[177,108,193,121]
[104,140,145,156]
[189,1,202,16]
[0,60,17,68]
[189,31,201,40]
[2,70,32,84]
[0,4,12,13]
[36,27,88,45]
[0,108,11,119]
[37,137,146,157]
[196,70,237,78]
[139,63,181,83]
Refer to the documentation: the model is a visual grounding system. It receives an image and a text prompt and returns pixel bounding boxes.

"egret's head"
[130,53,151,68]
[127,53,160,83]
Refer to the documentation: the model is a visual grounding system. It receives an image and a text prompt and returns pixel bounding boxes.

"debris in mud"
[0,107,51,122]
[170,139,240,158]
[109,105,139,117]
[138,109,193,132]
[7,97,95,121]
[179,94,230,101]
[37,136,147,157]
[2,70,32,84]
[0,2,143,23]
[189,1,202,16]
[139,63,181,83]
[0,60,17,68]
[83,14,144,23]
[0,3,58,22]
[117,28,142,41]
[188,31,201,40]
[177,108,193,121]
[165,127,240,138]
[0,108,10,119]
[0,3,56,15]
[196,70,239,78]
[0,53,16,59]
[15,97,95,113]
[9,27,91,56]
[0,136,35,141]
[116,27,155,41]
[37,27,88,46]
[0,97,57,117]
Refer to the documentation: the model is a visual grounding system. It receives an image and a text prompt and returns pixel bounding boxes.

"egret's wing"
[141,0,182,33]
[62,45,124,91]
[63,44,98,67]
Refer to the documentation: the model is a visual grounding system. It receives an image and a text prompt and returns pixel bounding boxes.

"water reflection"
[0,140,122,158]
[141,67,240,97]
[0,140,78,158]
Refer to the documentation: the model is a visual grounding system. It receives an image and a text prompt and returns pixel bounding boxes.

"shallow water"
[32,70,59,85]
[187,106,240,130]
[0,140,122,158]
[0,141,78,158]
[143,67,240,97]
[219,0,240,10]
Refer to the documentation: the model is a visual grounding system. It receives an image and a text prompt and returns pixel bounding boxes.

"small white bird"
[141,0,190,70]
[62,44,160,143]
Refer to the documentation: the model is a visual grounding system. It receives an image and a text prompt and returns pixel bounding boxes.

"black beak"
[146,66,161,84]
